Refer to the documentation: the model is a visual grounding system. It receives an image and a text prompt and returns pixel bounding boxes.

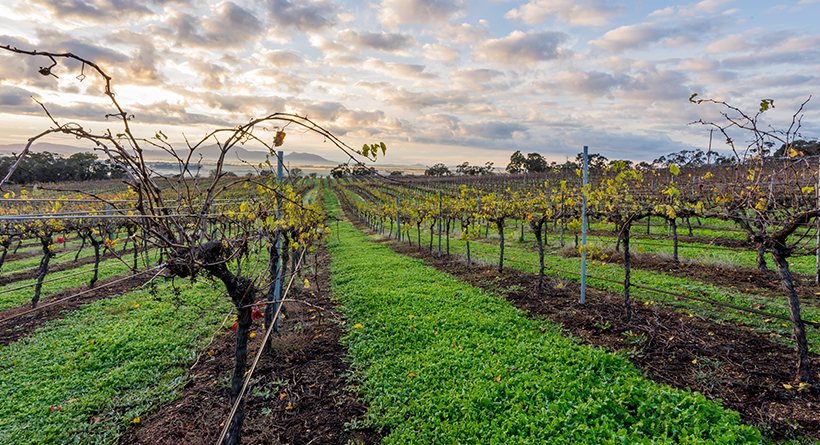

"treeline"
[0,152,126,184]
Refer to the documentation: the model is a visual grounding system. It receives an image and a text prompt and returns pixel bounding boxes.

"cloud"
[107,30,166,85]
[589,19,719,52]
[423,43,460,63]
[589,23,671,52]
[338,30,418,55]
[677,0,736,16]
[308,35,361,65]
[449,68,514,92]
[257,50,303,68]
[362,58,437,80]
[264,0,336,32]
[416,114,528,141]
[19,0,187,23]
[438,22,491,45]
[675,57,720,72]
[647,0,736,18]
[617,69,692,102]
[185,58,232,90]
[474,30,569,66]
[705,34,749,53]
[695,70,737,84]
[539,70,624,100]
[505,0,625,27]
[0,85,39,107]
[252,70,309,93]
[357,82,471,110]
[451,68,502,84]
[377,0,467,27]
[160,2,263,50]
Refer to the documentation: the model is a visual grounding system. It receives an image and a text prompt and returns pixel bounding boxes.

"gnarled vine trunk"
[200,241,257,445]
[770,242,812,383]
[32,237,55,309]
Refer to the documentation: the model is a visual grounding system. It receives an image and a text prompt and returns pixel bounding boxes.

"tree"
[330,164,351,178]
[506,151,526,174]
[351,164,376,176]
[456,161,494,175]
[575,152,608,171]
[289,167,303,177]
[508,152,547,174]
[425,163,452,176]
[773,139,820,157]
[525,153,548,173]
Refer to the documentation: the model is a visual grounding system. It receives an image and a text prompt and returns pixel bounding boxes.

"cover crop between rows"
[327,190,761,444]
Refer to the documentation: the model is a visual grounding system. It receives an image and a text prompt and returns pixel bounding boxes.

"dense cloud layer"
[0,0,817,164]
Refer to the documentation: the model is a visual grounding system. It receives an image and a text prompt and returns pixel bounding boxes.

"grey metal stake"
[273,150,284,332]
[438,190,442,257]
[396,196,401,242]
[581,145,588,304]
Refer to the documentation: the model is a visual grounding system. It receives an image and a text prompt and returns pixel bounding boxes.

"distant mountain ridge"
[0,143,344,166]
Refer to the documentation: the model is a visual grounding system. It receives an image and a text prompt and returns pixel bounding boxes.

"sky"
[0,0,818,168]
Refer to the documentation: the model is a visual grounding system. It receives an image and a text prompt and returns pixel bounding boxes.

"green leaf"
[669,164,680,175]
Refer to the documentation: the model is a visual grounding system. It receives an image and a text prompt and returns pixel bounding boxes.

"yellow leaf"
[132,417,141,424]
[249,333,256,338]
[783,384,794,390]
[691,359,697,364]
[408,373,417,377]
[354,323,364,329]
[493,375,501,382]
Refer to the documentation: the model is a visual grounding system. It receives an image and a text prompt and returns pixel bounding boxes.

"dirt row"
[119,248,382,445]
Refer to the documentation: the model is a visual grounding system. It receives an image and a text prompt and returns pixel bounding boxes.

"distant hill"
[0,142,344,166]
[0,142,92,156]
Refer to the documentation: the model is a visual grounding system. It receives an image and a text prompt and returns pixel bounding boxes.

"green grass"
[0,239,95,275]
[396,219,820,355]
[327,188,761,444]
[0,279,233,444]
[494,220,817,275]
[0,250,163,311]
